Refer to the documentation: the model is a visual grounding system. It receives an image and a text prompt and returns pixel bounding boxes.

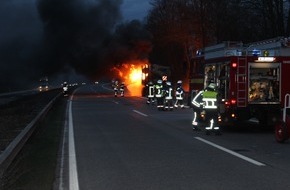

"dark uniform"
[203,83,220,134]
[113,80,119,97]
[164,81,174,111]
[155,80,164,110]
[192,83,220,134]
[146,81,155,104]
[174,80,185,108]
[120,82,125,97]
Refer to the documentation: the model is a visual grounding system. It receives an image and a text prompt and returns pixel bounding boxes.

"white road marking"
[133,110,148,117]
[69,95,80,190]
[194,137,266,167]
[58,104,68,190]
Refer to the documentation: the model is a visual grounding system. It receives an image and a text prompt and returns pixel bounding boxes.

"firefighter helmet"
[166,81,171,86]
[177,80,182,84]
[207,83,217,90]
[157,80,162,84]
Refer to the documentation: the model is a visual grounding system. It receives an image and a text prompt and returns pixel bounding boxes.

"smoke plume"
[0,0,152,92]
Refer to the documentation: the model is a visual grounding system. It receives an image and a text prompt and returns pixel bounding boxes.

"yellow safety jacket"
[202,90,217,109]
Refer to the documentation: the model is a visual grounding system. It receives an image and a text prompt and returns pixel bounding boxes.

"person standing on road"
[164,81,174,111]
[191,90,203,131]
[174,80,185,109]
[113,80,119,97]
[155,80,164,110]
[62,81,69,97]
[119,82,125,97]
[202,83,220,134]
[146,81,155,104]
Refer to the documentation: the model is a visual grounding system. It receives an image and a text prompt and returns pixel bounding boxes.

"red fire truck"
[190,37,290,127]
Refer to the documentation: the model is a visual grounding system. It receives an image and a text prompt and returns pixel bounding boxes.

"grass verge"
[2,97,67,190]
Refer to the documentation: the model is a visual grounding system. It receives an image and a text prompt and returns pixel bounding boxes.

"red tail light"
[231,62,237,68]
[230,99,237,105]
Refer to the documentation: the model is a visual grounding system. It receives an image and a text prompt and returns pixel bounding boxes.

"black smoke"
[0,0,152,92]
[0,0,44,91]
[105,20,152,69]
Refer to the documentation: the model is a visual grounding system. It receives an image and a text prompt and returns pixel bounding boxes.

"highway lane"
[64,83,290,190]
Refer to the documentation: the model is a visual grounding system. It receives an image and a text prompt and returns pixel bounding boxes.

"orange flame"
[112,60,148,96]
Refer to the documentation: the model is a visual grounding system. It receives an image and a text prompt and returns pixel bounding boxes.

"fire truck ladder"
[237,57,247,107]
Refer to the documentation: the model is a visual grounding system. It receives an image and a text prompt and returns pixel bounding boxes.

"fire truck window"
[219,66,225,78]
[218,64,229,99]
[205,66,215,85]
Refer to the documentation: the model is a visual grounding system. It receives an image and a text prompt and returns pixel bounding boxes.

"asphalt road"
[60,83,290,190]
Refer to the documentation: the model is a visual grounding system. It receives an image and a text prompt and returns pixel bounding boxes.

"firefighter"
[113,80,119,97]
[155,80,164,110]
[119,82,125,97]
[202,83,220,135]
[174,80,185,108]
[146,81,155,104]
[191,90,203,131]
[164,81,174,111]
[62,81,69,97]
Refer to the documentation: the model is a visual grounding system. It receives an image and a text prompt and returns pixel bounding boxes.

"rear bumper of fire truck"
[218,103,281,127]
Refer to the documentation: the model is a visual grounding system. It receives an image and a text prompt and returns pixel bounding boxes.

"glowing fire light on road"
[111,60,148,96]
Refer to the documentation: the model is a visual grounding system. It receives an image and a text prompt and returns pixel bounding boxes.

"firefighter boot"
[205,119,214,135]
[205,119,221,135]
[192,112,200,131]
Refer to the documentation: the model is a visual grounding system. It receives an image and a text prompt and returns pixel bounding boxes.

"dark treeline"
[145,0,290,82]
[1,0,289,91]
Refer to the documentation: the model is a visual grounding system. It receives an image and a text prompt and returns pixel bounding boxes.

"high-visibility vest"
[155,84,163,97]
[202,90,217,109]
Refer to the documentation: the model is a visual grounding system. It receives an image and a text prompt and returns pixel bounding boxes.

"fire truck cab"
[197,37,290,127]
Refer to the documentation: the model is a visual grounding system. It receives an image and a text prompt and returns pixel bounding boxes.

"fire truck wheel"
[275,122,288,143]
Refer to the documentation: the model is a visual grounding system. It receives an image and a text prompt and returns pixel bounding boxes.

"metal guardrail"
[0,92,62,177]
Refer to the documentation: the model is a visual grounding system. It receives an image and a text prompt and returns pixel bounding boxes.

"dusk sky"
[121,0,151,21]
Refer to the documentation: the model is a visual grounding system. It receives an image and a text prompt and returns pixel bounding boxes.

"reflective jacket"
[155,84,163,98]
[147,84,155,98]
[164,85,173,100]
[202,90,217,109]
[175,86,184,100]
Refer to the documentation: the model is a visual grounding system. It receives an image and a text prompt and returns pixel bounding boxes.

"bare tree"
[146,0,289,81]
[147,0,196,82]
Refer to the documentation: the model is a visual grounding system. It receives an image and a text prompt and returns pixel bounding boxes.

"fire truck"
[190,37,290,127]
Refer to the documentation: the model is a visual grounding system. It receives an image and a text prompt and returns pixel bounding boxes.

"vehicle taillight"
[231,62,237,68]
[230,99,236,105]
